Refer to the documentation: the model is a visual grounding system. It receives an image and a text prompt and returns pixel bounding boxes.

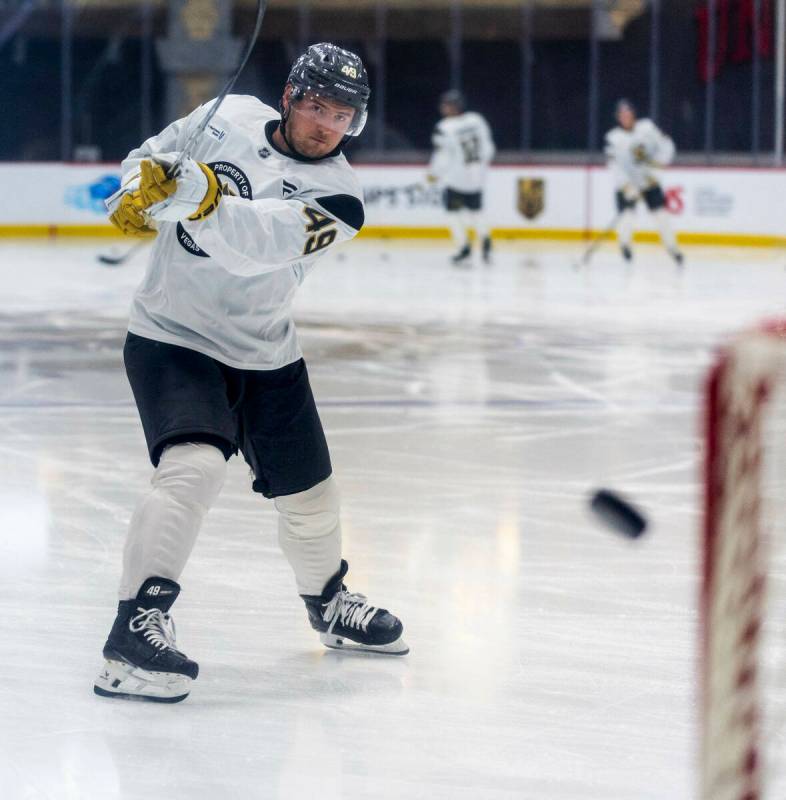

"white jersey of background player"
[93,44,407,705]
[427,90,496,265]
[604,99,683,265]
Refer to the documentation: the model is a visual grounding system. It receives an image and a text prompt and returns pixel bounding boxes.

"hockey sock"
[618,209,635,251]
[654,208,680,255]
[458,209,475,246]
[275,475,342,596]
[118,443,227,600]
[448,213,468,250]
[468,210,490,244]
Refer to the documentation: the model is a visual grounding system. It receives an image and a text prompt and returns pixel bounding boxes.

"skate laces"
[129,607,178,651]
[323,589,378,633]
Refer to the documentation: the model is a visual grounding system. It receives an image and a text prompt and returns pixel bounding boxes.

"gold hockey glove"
[136,157,223,223]
[139,159,177,207]
[187,162,223,221]
[109,191,157,238]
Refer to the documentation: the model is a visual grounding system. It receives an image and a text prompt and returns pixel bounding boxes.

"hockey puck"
[589,488,648,539]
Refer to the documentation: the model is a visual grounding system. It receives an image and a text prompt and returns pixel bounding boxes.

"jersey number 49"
[303,207,338,255]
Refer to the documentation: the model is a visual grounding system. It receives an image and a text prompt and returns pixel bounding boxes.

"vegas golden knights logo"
[517,178,545,220]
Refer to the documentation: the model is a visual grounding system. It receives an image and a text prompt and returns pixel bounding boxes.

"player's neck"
[271,125,292,154]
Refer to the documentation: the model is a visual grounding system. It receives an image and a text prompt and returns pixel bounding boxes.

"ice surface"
[1,237,786,799]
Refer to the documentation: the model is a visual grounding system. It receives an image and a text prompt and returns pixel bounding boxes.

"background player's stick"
[574,211,622,268]
[104,0,268,213]
[97,241,147,266]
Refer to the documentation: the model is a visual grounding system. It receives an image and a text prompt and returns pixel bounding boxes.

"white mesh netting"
[701,321,786,800]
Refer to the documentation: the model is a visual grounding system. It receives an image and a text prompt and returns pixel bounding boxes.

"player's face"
[285,89,355,158]
[617,107,636,130]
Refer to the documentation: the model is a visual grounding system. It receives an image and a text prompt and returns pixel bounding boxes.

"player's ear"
[281,84,292,113]
[279,84,295,126]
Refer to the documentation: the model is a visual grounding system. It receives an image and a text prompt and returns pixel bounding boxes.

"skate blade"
[93,659,192,703]
[320,633,409,656]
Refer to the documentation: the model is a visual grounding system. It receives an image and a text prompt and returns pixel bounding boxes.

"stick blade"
[97,243,144,266]
[97,253,126,266]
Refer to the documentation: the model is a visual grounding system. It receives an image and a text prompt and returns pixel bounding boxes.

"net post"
[700,321,786,800]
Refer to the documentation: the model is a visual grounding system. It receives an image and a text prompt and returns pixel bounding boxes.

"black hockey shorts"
[123,332,332,498]
[443,188,483,212]
[615,184,666,213]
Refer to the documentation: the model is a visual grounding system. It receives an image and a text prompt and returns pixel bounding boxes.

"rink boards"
[1,162,785,247]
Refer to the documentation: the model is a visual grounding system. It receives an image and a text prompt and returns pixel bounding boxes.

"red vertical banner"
[696,0,731,82]
[697,0,774,82]
[759,0,774,58]
[733,0,755,61]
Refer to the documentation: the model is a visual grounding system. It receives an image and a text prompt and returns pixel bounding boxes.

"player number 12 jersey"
[429,111,496,193]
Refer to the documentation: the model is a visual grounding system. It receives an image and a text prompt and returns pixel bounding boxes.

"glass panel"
[0,1,780,161]
[531,38,590,151]
[463,40,520,150]
[0,37,61,160]
[385,38,449,150]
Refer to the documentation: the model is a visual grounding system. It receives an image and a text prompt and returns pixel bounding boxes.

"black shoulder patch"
[315,194,365,231]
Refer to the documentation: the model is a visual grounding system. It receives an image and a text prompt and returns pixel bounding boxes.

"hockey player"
[94,43,408,704]
[427,90,496,265]
[605,99,683,265]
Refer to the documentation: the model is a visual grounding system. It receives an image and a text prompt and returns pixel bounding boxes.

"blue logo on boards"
[64,174,121,215]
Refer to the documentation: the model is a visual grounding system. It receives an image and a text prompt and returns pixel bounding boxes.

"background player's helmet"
[615,98,637,118]
[439,89,466,113]
[287,43,370,136]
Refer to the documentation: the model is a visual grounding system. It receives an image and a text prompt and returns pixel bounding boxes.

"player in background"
[604,99,684,266]
[427,90,496,265]
[93,43,408,705]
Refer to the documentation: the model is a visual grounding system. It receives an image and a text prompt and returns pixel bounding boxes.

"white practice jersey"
[121,95,364,370]
[605,118,675,192]
[429,111,496,193]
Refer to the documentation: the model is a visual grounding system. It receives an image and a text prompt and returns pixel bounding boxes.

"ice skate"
[621,244,633,262]
[301,560,409,655]
[482,236,493,265]
[94,577,198,703]
[451,244,472,266]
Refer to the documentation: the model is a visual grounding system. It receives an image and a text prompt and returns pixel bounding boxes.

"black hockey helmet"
[286,43,370,137]
[439,89,466,113]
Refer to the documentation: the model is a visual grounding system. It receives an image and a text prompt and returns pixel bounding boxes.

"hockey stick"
[97,241,147,266]
[574,211,622,268]
[168,0,267,176]
[104,0,268,213]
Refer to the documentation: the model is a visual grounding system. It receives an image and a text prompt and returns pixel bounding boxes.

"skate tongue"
[320,559,349,601]
[135,577,181,612]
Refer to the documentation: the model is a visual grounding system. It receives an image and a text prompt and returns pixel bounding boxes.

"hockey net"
[701,320,786,800]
